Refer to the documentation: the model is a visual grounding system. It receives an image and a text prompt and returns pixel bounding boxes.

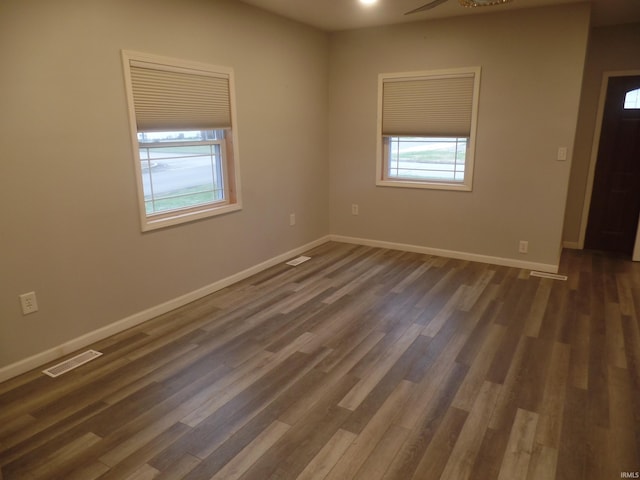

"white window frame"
[376,67,481,192]
[121,50,242,231]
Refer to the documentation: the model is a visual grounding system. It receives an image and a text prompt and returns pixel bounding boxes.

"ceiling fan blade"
[404,0,449,15]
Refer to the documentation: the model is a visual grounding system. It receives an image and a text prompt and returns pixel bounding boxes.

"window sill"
[141,202,242,232]
[376,179,472,192]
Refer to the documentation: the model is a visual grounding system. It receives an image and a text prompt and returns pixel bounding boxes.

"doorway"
[584,74,640,256]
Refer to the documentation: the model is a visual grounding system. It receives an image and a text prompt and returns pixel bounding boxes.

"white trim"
[121,50,243,232]
[376,66,481,192]
[329,235,559,273]
[376,178,472,192]
[634,214,640,261]
[0,233,560,383]
[578,69,640,248]
[125,51,235,76]
[563,241,580,249]
[143,203,242,232]
[0,236,330,383]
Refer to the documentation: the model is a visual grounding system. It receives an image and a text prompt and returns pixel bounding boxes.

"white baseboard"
[562,241,580,249]
[329,235,559,274]
[0,233,559,383]
[0,236,331,384]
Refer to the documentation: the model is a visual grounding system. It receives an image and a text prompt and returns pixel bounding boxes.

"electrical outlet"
[351,204,359,215]
[557,147,567,161]
[19,292,39,315]
[289,213,296,226]
[519,240,529,254]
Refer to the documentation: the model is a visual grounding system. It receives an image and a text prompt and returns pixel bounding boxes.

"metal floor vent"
[530,271,568,281]
[286,256,311,266]
[43,350,103,378]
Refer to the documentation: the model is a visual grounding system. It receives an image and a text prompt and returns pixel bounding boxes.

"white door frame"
[578,69,640,261]
[634,218,640,261]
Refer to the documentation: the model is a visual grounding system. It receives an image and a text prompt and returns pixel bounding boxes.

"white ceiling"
[239,0,640,31]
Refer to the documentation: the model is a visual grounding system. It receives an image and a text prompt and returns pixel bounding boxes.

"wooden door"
[585,75,640,255]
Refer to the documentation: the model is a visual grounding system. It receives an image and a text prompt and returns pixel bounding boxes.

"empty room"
[1,0,640,478]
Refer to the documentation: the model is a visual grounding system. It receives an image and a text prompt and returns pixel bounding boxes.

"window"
[138,130,227,216]
[377,67,481,191]
[624,88,640,109]
[122,51,241,231]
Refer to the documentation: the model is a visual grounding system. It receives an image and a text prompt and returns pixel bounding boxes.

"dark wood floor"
[1,242,639,480]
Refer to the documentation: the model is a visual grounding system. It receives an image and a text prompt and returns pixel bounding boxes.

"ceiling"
[239,0,640,31]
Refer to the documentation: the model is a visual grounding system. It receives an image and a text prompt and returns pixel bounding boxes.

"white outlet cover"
[19,292,39,315]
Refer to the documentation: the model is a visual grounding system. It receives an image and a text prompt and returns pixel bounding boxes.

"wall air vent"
[42,350,103,378]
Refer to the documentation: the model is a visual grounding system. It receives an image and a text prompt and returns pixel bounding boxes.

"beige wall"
[0,0,596,374]
[329,4,590,268]
[0,0,330,369]
[563,23,640,246]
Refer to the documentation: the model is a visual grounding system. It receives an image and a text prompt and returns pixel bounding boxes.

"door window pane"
[624,88,640,109]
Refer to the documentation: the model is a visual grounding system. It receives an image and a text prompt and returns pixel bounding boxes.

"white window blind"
[122,51,242,231]
[382,74,476,137]
[129,61,231,132]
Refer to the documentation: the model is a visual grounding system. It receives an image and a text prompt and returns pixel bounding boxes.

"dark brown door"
[585,75,640,255]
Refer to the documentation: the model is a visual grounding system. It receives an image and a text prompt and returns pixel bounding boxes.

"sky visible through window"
[138,130,225,214]
[388,137,467,183]
[624,88,640,109]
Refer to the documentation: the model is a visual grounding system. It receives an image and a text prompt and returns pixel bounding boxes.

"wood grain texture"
[0,244,639,479]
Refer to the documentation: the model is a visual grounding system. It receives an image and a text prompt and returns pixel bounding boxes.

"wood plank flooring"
[1,242,639,479]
